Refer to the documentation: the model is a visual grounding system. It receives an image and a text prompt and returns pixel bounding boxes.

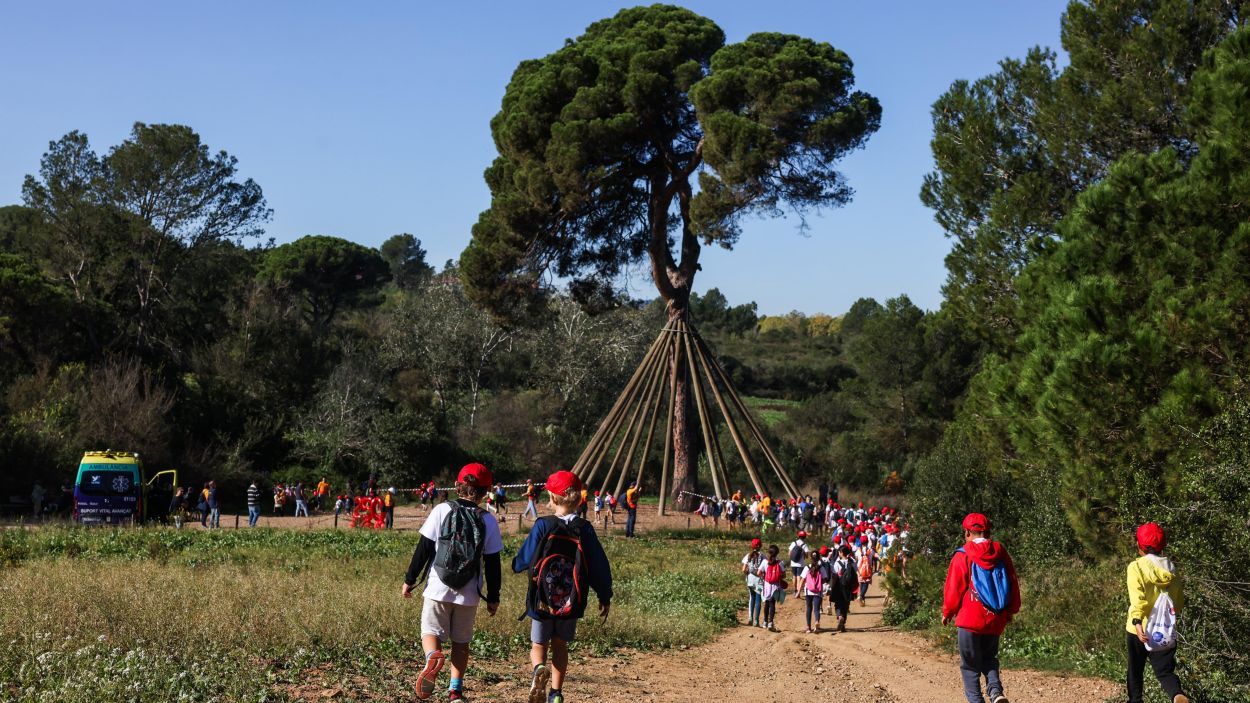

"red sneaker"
[416,650,445,700]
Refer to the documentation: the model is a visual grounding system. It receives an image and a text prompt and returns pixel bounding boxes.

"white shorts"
[421,599,478,644]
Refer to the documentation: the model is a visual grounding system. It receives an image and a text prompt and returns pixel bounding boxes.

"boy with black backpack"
[402,463,504,702]
[830,544,856,631]
[513,470,612,703]
[787,531,809,598]
[941,513,1020,703]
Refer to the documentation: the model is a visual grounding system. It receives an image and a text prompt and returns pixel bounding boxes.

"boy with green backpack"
[402,463,504,701]
[513,470,613,703]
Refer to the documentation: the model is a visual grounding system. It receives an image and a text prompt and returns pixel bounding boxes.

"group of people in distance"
[696,490,902,540]
[401,464,612,703]
[741,502,907,634]
[741,509,1189,703]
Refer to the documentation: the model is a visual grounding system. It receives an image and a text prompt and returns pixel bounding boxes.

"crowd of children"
[399,472,1190,703]
[739,498,910,634]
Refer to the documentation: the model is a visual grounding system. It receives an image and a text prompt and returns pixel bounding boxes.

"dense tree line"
[0,124,669,499]
[906,4,1250,697]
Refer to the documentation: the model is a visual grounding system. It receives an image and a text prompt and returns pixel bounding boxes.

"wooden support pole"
[632,336,669,493]
[581,331,670,486]
[658,336,678,517]
[691,331,766,498]
[573,329,668,476]
[596,329,670,494]
[696,333,802,497]
[681,324,723,499]
[609,331,669,498]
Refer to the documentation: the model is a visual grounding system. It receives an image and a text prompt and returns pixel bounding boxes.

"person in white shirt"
[741,537,766,627]
[787,531,810,598]
[402,463,503,701]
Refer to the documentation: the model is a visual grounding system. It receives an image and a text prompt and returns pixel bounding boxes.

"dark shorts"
[530,618,577,644]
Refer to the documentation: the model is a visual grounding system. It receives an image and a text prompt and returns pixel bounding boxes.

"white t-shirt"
[788,540,808,568]
[741,551,765,574]
[419,501,504,606]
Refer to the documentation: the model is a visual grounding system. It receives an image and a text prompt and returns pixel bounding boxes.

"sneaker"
[449,690,464,702]
[529,664,550,703]
[990,695,1009,703]
[548,692,564,703]
[415,650,444,700]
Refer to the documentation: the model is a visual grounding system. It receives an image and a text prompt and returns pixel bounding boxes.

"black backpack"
[525,516,589,620]
[432,502,487,589]
[838,558,858,592]
[817,559,835,583]
[802,504,814,521]
[789,542,806,564]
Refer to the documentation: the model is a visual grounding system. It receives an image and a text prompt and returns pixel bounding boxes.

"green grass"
[0,526,747,702]
[742,395,800,427]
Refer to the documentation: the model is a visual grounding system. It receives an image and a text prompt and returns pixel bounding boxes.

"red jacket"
[942,539,1021,635]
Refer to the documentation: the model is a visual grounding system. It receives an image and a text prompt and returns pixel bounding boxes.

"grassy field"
[741,395,800,428]
[0,526,746,702]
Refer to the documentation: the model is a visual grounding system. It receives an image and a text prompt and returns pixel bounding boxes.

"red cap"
[751,538,762,549]
[833,536,842,543]
[962,513,990,532]
[818,546,830,556]
[1136,522,1166,552]
[858,502,864,508]
[545,470,581,496]
[457,462,494,489]
[797,530,808,538]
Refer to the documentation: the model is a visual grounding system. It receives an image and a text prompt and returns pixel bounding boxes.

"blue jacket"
[512,515,613,619]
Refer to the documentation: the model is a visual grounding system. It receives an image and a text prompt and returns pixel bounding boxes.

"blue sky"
[0,1,1069,316]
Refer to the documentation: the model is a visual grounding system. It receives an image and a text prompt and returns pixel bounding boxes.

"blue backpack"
[955,547,1011,614]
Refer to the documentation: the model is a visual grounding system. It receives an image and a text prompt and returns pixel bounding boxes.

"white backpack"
[1144,590,1178,651]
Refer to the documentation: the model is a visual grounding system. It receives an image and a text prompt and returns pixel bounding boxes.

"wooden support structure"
[572,318,800,506]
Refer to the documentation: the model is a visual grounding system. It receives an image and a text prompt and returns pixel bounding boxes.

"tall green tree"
[22,124,270,354]
[923,0,1248,351]
[256,235,389,330]
[461,5,880,502]
[380,233,433,290]
[976,26,1250,551]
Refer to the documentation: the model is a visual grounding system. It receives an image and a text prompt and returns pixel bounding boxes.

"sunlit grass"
[0,526,747,702]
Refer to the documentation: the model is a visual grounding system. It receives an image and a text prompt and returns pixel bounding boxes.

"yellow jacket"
[1126,554,1184,634]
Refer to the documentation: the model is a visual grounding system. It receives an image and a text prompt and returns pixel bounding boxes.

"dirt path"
[479,581,1118,703]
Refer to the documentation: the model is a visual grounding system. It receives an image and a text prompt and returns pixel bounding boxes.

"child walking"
[1125,522,1189,703]
[830,545,856,632]
[402,463,504,701]
[800,550,826,633]
[760,544,785,632]
[513,471,612,703]
[741,537,765,627]
[941,513,1020,703]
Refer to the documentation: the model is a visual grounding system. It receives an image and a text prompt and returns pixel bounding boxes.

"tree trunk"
[667,301,698,510]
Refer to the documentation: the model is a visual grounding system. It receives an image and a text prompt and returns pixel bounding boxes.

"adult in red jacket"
[941,513,1020,703]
